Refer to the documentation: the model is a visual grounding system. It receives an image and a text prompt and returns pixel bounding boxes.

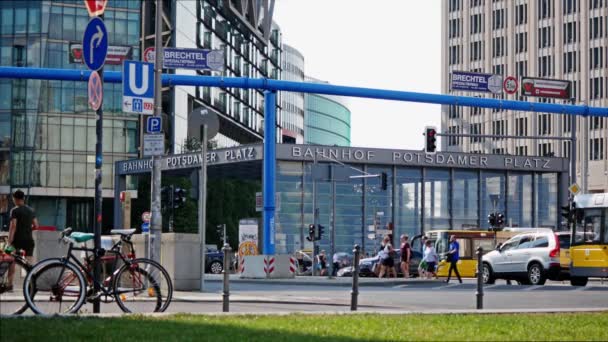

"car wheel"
[482,263,495,284]
[209,261,223,274]
[570,277,588,287]
[527,263,546,285]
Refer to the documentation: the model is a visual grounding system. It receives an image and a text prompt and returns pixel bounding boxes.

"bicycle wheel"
[24,260,87,315]
[113,258,173,313]
[0,257,31,315]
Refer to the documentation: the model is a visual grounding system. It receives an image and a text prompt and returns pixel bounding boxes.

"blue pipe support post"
[263,90,277,255]
[2,66,608,256]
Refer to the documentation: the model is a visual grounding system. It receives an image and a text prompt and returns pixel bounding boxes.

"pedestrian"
[423,239,438,279]
[378,236,396,278]
[6,190,39,290]
[418,235,428,277]
[332,252,340,277]
[318,250,327,276]
[400,234,411,278]
[445,235,462,283]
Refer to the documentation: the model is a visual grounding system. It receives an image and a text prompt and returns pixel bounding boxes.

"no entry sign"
[84,0,108,17]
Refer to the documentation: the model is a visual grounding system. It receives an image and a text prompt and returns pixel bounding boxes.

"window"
[501,237,522,251]
[492,148,505,155]
[470,41,483,61]
[590,17,604,39]
[449,45,461,65]
[516,32,527,53]
[516,60,528,78]
[563,22,577,43]
[538,0,552,19]
[538,114,552,135]
[591,117,604,130]
[516,117,528,136]
[517,235,536,249]
[449,0,461,12]
[538,55,553,77]
[590,47,604,69]
[563,0,577,14]
[471,0,482,7]
[448,126,460,146]
[470,14,483,34]
[493,36,506,57]
[563,115,572,133]
[563,51,577,73]
[590,0,604,9]
[538,26,553,48]
[590,138,604,160]
[449,105,461,119]
[590,77,605,99]
[516,146,528,156]
[538,143,554,156]
[516,4,528,25]
[470,123,483,143]
[492,9,506,30]
[449,18,461,38]
[562,141,571,159]
[492,120,507,140]
[531,236,549,248]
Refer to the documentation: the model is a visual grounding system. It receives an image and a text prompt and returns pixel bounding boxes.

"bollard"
[351,244,361,311]
[222,243,231,312]
[475,246,484,310]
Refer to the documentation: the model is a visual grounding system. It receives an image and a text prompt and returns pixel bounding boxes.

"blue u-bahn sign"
[451,71,503,94]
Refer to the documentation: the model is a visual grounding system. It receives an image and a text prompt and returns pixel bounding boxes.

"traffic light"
[488,212,497,227]
[317,224,325,241]
[380,172,388,190]
[306,224,316,242]
[173,187,187,209]
[161,186,170,209]
[424,126,437,154]
[561,204,571,222]
[496,213,505,227]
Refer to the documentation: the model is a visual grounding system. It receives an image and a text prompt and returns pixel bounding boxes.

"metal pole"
[223,223,227,245]
[351,244,360,311]
[475,246,484,310]
[262,90,277,255]
[570,103,577,197]
[92,44,104,315]
[222,243,231,312]
[150,0,163,265]
[199,124,208,291]
[330,165,336,278]
[312,208,318,276]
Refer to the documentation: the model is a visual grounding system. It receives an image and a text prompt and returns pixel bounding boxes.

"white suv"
[482,229,562,285]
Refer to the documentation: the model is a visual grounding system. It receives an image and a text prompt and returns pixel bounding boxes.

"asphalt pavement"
[2,277,607,315]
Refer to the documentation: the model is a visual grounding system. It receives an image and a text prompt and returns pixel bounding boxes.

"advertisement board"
[520,77,571,99]
[451,71,503,94]
[238,219,259,258]
[70,43,131,66]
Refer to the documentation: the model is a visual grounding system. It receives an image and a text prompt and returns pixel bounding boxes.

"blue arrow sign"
[122,60,154,114]
[141,222,150,233]
[82,17,108,71]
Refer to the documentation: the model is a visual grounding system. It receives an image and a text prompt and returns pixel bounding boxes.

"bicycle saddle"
[110,229,137,236]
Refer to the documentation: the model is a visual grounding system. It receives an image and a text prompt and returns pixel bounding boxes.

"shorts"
[12,240,35,257]
[426,261,436,272]
[381,257,394,267]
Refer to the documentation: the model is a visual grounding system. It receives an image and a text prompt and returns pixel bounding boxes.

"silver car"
[482,229,562,285]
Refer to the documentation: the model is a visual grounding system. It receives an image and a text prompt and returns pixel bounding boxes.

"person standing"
[445,235,463,283]
[332,252,341,277]
[400,234,411,278]
[7,190,39,290]
[423,239,438,279]
[318,250,328,276]
[418,235,428,278]
[378,236,396,278]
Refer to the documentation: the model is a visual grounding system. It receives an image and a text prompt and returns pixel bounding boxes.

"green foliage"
[3,313,608,341]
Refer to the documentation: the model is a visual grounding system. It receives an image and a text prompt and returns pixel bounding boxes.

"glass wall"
[396,168,422,239]
[480,171,506,229]
[365,166,392,254]
[453,170,478,229]
[508,173,533,227]
[536,173,558,228]
[424,169,450,230]
[275,161,304,254]
[304,93,351,147]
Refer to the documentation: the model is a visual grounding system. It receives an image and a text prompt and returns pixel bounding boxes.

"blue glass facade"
[304,92,351,147]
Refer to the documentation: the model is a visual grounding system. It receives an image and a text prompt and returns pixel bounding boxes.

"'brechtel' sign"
[451,71,503,94]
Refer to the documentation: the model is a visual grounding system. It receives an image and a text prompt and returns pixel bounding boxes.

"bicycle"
[23,228,173,315]
[0,235,32,315]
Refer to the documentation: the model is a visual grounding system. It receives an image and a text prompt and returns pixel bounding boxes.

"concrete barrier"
[240,255,296,279]
[240,255,267,279]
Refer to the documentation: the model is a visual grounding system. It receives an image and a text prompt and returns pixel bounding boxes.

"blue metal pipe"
[262,90,277,255]
[0,67,606,117]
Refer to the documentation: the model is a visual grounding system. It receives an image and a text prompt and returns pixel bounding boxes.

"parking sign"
[122,60,154,114]
[146,116,162,133]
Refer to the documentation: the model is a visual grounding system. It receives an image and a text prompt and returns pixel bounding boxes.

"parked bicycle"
[23,228,173,315]
[0,235,32,315]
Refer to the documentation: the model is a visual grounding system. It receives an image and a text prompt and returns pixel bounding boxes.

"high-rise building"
[304,78,351,147]
[441,0,608,193]
[280,43,305,144]
[0,0,141,231]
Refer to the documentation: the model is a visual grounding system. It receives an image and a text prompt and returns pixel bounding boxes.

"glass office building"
[0,0,141,231]
[304,78,351,147]
[280,43,305,144]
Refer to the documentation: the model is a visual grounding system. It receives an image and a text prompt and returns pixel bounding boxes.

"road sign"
[88,70,103,111]
[84,0,108,17]
[122,60,154,114]
[503,76,518,94]
[521,77,571,99]
[255,192,263,212]
[188,106,220,141]
[142,211,151,223]
[143,134,164,156]
[451,71,503,94]
[142,47,225,71]
[70,43,132,65]
[82,17,108,71]
[141,222,150,234]
[568,183,581,195]
[146,116,162,133]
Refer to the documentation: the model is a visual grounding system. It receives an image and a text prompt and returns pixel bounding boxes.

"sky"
[273,0,442,150]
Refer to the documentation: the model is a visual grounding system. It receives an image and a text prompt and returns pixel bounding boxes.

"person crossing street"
[445,235,462,283]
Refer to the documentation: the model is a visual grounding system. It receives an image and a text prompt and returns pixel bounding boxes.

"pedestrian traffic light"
[561,204,571,222]
[488,212,497,227]
[173,187,187,209]
[424,126,437,154]
[306,224,316,242]
[380,172,388,190]
[496,213,505,227]
[317,224,325,241]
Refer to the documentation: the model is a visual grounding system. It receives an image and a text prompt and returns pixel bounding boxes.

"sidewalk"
[203,274,441,287]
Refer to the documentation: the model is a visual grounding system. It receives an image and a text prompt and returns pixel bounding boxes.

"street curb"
[2,307,606,319]
[204,276,441,287]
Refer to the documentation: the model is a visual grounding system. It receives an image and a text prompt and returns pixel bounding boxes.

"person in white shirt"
[423,239,438,279]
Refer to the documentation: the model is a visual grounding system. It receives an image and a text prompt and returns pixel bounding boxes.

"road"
[2,279,607,315]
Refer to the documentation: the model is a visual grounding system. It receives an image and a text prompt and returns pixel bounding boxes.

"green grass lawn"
[1,312,607,341]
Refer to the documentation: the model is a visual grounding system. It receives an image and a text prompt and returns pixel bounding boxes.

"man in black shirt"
[7,190,38,289]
